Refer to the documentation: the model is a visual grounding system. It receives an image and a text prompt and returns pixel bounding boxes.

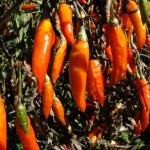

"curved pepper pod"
[0,96,7,150]
[52,97,67,126]
[58,1,75,45]
[69,26,89,112]
[87,59,105,106]
[32,18,54,93]
[141,107,149,133]
[16,116,40,150]
[127,0,146,50]
[109,24,128,86]
[134,77,150,111]
[51,35,67,83]
[42,75,54,119]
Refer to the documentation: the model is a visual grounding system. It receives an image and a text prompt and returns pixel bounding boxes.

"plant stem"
[18,62,22,105]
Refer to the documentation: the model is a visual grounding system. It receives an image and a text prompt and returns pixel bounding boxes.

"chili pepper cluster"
[0,0,150,149]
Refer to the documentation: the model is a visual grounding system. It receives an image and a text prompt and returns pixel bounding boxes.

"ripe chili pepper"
[0,95,7,150]
[16,116,40,150]
[134,109,142,136]
[86,77,97,101]
[21,3,37,11]
[127,46,136,74]
[122,13,132,30]
[42,74,54,119]
[88,126,101,138]
[90,135,97,145]
[97,127,104,138]
[58,1,75,45]
[134,77,150,111]
[51,35,67,83]
[87,59,105,106]
[146,35,150,52]
[139,0,149,23]
[104,45,113,65]
[78,0,86,5]
[126,24,134,44]
[69,26,89,112]
[135,120,142,137]
[127,0,146,50]
[141,107,149,133]
[52,96,66,126]
[32,18,54,93]
[53,35,60,51]
[109,18,128,86]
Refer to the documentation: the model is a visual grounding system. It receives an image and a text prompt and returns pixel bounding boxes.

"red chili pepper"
[21,3,37,11]
[32,18,54,93]
[109,18,128,86]
[127,0,146,50]
[78,0,86,4]
[87,59,105,106]
[69,26,89,112]
[0,95,7,150]
[58,1,75,45]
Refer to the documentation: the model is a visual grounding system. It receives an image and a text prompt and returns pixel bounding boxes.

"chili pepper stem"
[77,26,87,40]
[18,62,22,105]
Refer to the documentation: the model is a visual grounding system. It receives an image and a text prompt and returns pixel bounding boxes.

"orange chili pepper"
[0,95,7,150]
[122,13,132,30]
[141,107,149,133]
[135,120,142,137]
[51,35,67,83]
[86,76,97,101]
[127,46,137,74]
[42,74,54,119]
[16,116,40,150]
[104,45,113,65]
[146,35,150,52]
[69,26,89,112]
[134,109,142,136]
[126,24,134,44]
[32,18,54,93]
[134,77,150,111]
[109,18,128,86]
[58,1,75,45]
[127,0,146,50]
[87,59,105,106]
[52,96,66,126]
[88,126,101,138]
